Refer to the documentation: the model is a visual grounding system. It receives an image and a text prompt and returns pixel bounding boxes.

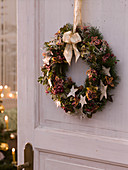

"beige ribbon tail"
[63,44,73,65]
[73,44,81,63]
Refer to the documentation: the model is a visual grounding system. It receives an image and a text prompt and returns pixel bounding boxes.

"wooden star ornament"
[102,66,111,77]
[80,95,87,107]
[67,85,77,97]
[100,80,108,101]
[43,56,51,65]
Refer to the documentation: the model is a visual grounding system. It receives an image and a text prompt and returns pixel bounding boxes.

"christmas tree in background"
[0,87,17,170]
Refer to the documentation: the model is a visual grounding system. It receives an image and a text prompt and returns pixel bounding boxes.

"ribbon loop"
[63,31,72,44]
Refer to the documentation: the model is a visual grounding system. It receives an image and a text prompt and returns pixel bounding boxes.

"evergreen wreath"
[38,23,119,118]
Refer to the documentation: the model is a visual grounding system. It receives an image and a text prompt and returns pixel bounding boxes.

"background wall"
[0,0,17,91]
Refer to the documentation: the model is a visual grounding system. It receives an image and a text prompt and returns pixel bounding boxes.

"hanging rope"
[73,0,82,33]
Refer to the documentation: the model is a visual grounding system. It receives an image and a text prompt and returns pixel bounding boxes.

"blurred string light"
[9,93,13,98]
[0,85,3,90]
[0,84,17,99]
[10,133,15,139]
[4,85,8,89]
[1,93,4,98]
[0,84,17,114]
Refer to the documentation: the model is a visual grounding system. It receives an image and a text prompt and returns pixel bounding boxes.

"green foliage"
[0,150,17,170]
[89,26,103,40]
[0,164,16,170]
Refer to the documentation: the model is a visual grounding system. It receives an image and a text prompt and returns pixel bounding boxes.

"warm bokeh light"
[12,148,15,153]
[0,85,3,90]
[1,93,4,98]
[4,85,8,89]
[0,105,5,113]
[4,115,8,122]
[9,93,13,98]
[0,143,9,151]
[10,133,15,139]
[1,110,4,114]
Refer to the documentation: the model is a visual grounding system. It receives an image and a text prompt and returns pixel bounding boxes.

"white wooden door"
[18,0,128,169]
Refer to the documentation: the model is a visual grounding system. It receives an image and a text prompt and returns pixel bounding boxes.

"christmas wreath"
[38,23,119,118]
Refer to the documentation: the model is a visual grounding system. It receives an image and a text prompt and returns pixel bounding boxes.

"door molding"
[34,127,128,167]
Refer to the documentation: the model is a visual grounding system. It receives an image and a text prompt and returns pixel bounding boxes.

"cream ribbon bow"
[63,31,82,65]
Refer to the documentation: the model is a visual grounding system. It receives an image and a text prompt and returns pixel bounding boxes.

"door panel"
[39,0,128,140]
[38,152,128,170]
[18,0,128,169]
[34,128,128,165]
